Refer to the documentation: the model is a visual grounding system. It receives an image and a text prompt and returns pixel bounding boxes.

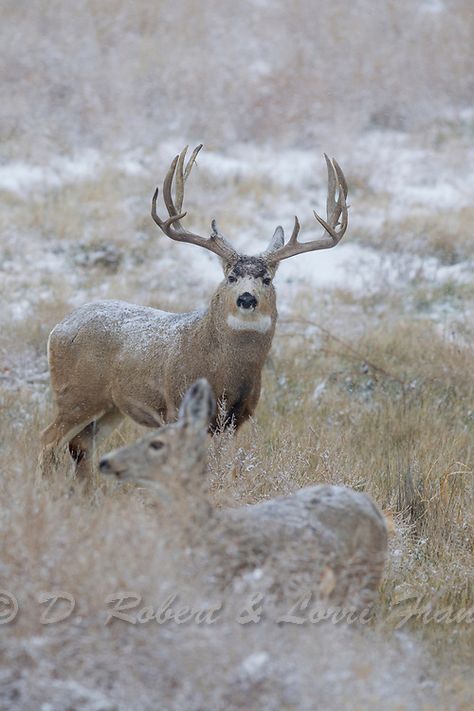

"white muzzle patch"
[227,313,272,333]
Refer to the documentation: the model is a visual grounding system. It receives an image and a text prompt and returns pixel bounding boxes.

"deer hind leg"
[68,410,123,492]
[37,412,102,485]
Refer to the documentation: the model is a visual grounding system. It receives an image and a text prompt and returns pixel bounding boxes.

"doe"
[100,380,387,609]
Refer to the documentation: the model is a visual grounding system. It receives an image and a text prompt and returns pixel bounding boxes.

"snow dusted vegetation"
[1,1,473,709]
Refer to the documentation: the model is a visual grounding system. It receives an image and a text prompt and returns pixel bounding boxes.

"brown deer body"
[100,380,387,609]
[40,146,348,486]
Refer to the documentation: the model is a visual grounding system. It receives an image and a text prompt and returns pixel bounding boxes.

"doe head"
[99,379,215,492]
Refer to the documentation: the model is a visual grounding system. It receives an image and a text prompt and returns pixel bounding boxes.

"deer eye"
[228,275,237,283]
[149,440,164,451]
[263,277,271,285]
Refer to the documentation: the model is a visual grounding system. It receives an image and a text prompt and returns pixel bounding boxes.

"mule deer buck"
[39,145,348,487]
[100,379,387,608]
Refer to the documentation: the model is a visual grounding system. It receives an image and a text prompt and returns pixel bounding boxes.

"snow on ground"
[1,129,473,336]
[0,151,101,192]
[351,130,474,211]
[0,131,472,709]
[156,133,474,315]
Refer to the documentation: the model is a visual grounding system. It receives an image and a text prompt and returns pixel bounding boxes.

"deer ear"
[178,379,216,429]
[265,226,285,254]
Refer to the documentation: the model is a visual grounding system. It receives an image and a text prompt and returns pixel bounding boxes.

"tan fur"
[39,146,348,488]
[100,381,387,609]
[39,267,277,488]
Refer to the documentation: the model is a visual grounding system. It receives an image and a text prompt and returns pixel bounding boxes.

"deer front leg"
[221,376,261,430]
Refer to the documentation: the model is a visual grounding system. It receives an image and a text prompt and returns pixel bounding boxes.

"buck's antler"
[151,145,238,263]
[265,154,348,264]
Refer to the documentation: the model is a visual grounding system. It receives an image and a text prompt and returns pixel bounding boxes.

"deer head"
[99,379,215,493]
[151,146,348,334]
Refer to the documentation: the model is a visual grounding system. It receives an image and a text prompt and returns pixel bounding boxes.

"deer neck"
[171,449,216,527]
[182,492,214,529]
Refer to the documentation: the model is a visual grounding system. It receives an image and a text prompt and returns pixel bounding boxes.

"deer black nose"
[237,292,258,310]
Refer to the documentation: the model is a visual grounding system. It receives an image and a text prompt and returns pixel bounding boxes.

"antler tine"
[333,157,348,198]
[332,156,348,234]
[151,145,238,263]
[313,177,348,240]
[324,153,338,225]
[184,144,203,182]
[322,153,347,229]
[167,144,203,224]
[289,216,300,244]
[163,153,180,220]
[211,219,220,237]
[151,187,186,231]
[175,145,188,216]
[265,155,349,264]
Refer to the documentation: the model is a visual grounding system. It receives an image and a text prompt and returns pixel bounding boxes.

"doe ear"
[178,379,216,430]
[263,225,285,257]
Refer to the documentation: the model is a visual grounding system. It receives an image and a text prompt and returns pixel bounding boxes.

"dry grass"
[209,317,474,614]
[1,281,473,707]
[1,133,473,706]
[1,1,474,703]
[357,206,474,265]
